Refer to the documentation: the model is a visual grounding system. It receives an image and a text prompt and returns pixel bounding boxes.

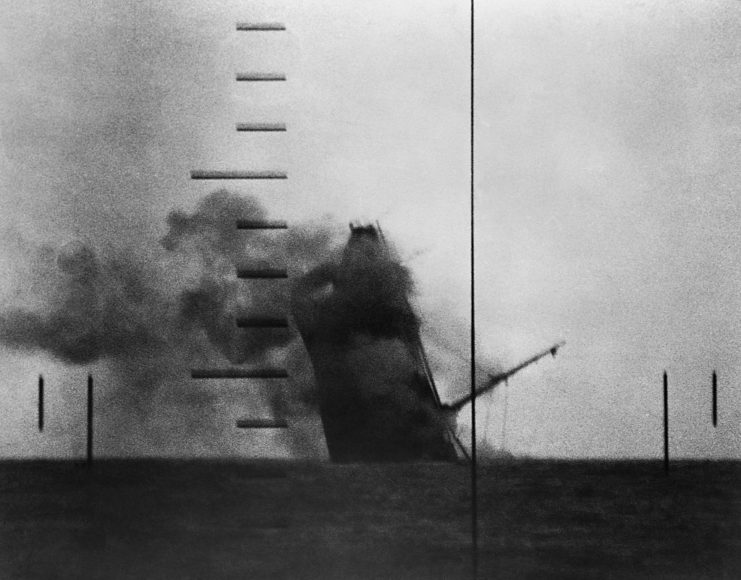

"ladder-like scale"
[189,20,289,436]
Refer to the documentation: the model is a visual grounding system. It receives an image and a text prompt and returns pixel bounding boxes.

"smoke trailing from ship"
[0,192,456,459]
[0,190,336,366]
[0,190,341,456]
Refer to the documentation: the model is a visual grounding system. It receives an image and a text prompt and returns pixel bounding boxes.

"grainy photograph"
[0,1,740,578]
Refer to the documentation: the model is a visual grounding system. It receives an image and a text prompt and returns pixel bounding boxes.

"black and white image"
[0,1,740,578]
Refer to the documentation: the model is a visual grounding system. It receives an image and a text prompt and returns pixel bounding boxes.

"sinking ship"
[292,223,564,463]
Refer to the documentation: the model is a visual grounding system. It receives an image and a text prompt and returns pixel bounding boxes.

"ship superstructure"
[292,223,563,462]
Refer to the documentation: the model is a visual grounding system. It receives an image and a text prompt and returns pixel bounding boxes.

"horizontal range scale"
[236,419,288,429]
[190,20,293,439]
[191,170,287,180]
[236,317,289,328]
[236,220,288,229]
[236,23,286,31]
[191,369,288,379]
[237,268,288,279]
[236,123,286,132]
[236,73,286,82]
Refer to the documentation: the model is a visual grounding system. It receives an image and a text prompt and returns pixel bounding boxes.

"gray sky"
[1,0,740,458]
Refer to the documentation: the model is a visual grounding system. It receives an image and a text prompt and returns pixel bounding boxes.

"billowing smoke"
[1,190,337,366]
[1,242,173,365]
[0,198,472,459]
[291,226,420,346]
[0,190,341,457]
[0,2,468,459]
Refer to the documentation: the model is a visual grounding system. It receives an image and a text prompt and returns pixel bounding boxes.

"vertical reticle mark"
[38,375,44,432]
[230,14,292,553]
[87,374,94,467]
[713,371,718,427]
[663,371,669,474]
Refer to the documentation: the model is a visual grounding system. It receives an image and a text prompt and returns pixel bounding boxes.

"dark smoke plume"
[1,196,472,458]
[0,242,171,365]
[0,190,341,456]
[291,227,420,346]
[0,190,338,368]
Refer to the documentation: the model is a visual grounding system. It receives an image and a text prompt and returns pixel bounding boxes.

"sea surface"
[0,460,739,579]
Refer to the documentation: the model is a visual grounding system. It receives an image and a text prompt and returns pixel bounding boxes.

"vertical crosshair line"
[470,0,478,577]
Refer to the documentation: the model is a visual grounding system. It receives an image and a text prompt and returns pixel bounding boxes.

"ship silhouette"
[292,223,563,462]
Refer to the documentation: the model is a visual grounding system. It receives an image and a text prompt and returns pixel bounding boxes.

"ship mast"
[443,341,566,412]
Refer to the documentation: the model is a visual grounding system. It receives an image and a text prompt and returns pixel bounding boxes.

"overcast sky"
[1,0,740,459]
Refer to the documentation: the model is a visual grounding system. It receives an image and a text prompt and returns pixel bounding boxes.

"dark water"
[1,460,739,579]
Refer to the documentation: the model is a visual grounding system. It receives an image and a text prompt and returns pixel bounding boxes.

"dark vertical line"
[663,371,669,474]
[38,375,44,432]
[712,371,717,427]
[87,375,93,467]
[470,0,478,577]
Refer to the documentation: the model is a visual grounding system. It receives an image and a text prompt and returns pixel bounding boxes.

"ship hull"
[319,403,457,463]
[291,223,458,463]
[307,342,457,463]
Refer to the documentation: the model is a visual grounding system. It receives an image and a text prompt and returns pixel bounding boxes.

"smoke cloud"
[0,190,341,456]
[0,1,486,459]
[1,190,337,366]
[291,227,420,345]
[0,194,477,459]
